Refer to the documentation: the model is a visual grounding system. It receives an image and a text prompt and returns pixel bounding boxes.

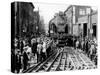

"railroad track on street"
[23,48,63,73]
[23,47,96,73]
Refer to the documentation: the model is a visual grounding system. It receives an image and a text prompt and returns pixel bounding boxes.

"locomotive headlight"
[50,30,53,33]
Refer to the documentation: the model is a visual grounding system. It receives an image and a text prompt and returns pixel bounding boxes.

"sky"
[32,2,69,32]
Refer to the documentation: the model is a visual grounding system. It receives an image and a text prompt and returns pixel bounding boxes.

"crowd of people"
[11,34,97,73]
[74,36,97,66]
[11,35,54,73]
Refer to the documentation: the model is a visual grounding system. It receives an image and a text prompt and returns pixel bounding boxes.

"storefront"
[77,15,88,38]
[91,12,97,38]
[77,11,97,39]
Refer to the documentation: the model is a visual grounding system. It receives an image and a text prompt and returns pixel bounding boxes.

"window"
[86,8,91,14]
[79,9,85,15]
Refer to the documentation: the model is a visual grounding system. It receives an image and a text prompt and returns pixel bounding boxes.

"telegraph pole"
[88,8,92,40]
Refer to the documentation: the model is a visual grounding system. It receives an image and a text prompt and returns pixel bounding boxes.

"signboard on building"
[78,16,88,23]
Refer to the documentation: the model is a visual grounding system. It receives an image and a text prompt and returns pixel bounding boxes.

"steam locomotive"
[48,13,74,47]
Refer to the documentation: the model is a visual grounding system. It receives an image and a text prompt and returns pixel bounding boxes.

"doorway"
[83,23,87,37]
[92,25,96,37]
[65,24,68,34]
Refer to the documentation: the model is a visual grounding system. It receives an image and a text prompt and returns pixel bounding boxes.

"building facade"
[11,2,35,39]
[64,5,91,37]
[77,10,97,39]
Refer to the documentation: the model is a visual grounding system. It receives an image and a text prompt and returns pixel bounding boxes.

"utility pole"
[90,8,93,40]
[71,7,73,35]
[88,8,92,40]
[14,2,17,38]
[36,7,40,37]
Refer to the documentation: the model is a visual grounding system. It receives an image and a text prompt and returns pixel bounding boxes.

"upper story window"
[86,8,91,14]
[79,9,86,15]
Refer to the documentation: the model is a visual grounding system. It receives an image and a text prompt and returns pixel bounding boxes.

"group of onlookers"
[11,47,29,73]
[11,37,31,73]
[11,35,97,73]
[74,37,97,65]
[11,36,53,73]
